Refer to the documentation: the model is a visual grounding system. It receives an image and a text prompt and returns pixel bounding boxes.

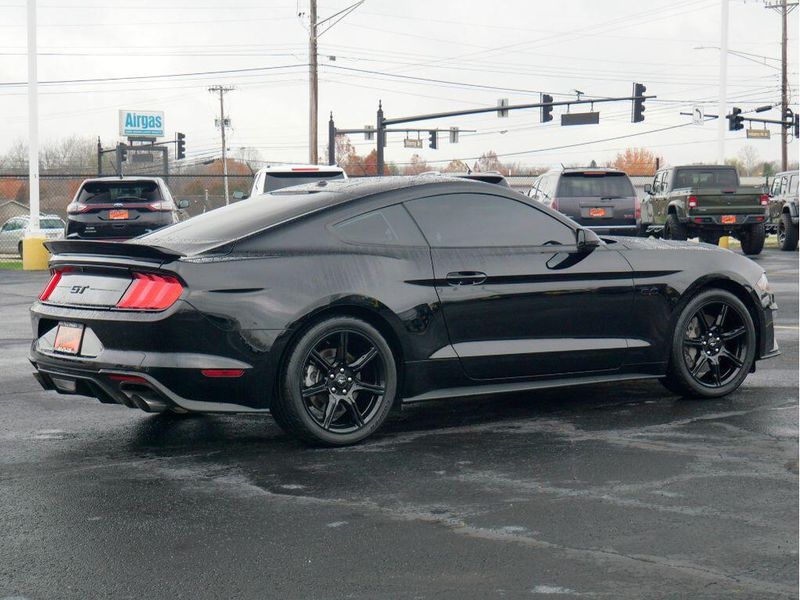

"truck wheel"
[699,232,720,245]
[778,213,798,251]
[664,214,688,241]
[637,222,649,237]
[739,223,765,256]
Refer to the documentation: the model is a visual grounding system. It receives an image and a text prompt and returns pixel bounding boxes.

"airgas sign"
[119,110,164,137]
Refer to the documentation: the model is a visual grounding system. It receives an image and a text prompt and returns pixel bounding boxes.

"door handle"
[446,271,487,286]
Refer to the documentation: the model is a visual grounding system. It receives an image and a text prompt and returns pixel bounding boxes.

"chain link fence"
[0,173,254,268]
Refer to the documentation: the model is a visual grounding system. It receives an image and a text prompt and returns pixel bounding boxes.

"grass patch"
[0,261,23,270]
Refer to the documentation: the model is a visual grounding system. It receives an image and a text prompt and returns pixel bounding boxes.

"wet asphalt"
[0,250,797,600]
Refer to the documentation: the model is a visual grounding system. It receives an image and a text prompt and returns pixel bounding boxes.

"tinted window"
[264,172,345,193]
[334,204,425,245]
[78,181,162,204]
[41,218,64,229]
[673,168,738,189]
[557,172,635,197]
[790,175,798,194]
[405,193,574,247]
[2,219,24,231]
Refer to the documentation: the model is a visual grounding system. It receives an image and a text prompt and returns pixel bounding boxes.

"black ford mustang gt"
[30,176,779,445]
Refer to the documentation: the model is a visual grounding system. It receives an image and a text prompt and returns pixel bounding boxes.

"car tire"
[272,316,398,446]
[637,222,650,237]
[664,213,688,241]
[778,213,798,251]
[739,223,765,255]
[699,231,721,245]
[660,289,756,398]
[17,241,23,259]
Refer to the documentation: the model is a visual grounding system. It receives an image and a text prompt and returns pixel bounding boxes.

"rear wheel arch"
[273,302,406,407]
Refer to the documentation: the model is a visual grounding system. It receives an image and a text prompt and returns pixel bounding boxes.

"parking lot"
[0,249,797,599]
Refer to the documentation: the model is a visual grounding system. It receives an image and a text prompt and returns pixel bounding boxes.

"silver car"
[0,215,65,257]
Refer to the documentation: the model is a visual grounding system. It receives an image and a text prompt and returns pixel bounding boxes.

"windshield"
[78,181,162,204]
[264,172,345,193]
[673,168,738,189]
[557,172,634,197]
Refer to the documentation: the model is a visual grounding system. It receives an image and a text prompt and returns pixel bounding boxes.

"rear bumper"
[685,214,767,227]
[30,351,268,413]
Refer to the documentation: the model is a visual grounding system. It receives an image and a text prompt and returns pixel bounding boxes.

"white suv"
[242,165,347,198]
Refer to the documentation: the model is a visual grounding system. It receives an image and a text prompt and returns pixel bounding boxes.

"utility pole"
[718,0,729,164]
[308,0,318,165]
[765,0,798,171]
[301,0,364,165]
[209,85,234,205]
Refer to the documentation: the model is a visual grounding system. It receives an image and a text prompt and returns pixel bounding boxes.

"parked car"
[239,165,347,199]
[0,214,64,257]
[65,177,188,240]
[640,165,769,254]
[420,171,510,187]
[527,167,639,235]
[30,176,778,446]
[766,170,798,251]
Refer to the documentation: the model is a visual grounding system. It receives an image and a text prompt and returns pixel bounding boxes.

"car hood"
[604,236,731,254]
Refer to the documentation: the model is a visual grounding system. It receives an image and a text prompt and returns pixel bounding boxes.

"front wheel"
[738,223,765,255]
[660,289,756,398]
[778,213,798,251]
[272,316,397,446]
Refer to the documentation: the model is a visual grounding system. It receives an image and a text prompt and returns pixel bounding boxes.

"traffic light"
[176,132,186,160]
[728,106,744,131]
[541,93,553,123]
[428,130,438,149]
[631,83,646,123]
[116,143,127,163]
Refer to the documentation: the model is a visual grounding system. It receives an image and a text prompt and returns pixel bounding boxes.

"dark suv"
[527,168,638,235]
[66,177,187,240]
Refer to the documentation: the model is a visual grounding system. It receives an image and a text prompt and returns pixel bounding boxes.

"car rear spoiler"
[44,240,184,262]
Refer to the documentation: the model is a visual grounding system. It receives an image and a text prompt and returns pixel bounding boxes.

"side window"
[771,177,781,196]
[789,175,798,194]
[780,176,789,196]
[333,204,426,246]
[405,193,575,248]
[2,219,22,232]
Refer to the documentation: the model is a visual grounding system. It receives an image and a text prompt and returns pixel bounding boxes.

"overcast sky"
[0,0,797,169]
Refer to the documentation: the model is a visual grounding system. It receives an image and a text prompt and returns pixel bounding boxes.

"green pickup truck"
[640,165,769,255]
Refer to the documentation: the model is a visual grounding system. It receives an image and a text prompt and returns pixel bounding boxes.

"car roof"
[79,176,165,184]
[134,175,522,255]
[254,164,345,175]
[559,167,625,174]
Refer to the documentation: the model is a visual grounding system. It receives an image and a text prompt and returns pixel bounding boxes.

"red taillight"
[760,194,769,206]
[688,196,698,209]
[551,198,559,211]
[634,197,641,220]
[116,273,184,310]
[201,369,245,378]
[147,201,172,211]
[291,167,320,172]
[38,271,63,301]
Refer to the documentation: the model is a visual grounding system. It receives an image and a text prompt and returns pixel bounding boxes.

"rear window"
[78,181,162,204]
[264,171,345,193]
[557,172,635,198]
[673,168,738,189]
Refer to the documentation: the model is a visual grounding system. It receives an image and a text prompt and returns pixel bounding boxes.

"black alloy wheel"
[778,212,799,251]
[661,289,756,398]
[273,316,397,446]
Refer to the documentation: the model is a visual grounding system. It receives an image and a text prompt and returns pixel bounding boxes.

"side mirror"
[177,199,190,209]
[576,228,601,252]
[644,183,652,195]
[232,191,248,200]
